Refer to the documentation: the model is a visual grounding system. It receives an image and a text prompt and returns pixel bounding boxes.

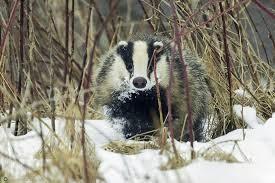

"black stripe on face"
[116,41,134,75]
[147,41,165,78]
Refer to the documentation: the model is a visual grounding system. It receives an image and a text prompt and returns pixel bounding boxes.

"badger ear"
[117,41,128,47]
[153,41,163,52]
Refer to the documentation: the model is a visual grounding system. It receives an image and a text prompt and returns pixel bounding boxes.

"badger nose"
[133,77,147,89]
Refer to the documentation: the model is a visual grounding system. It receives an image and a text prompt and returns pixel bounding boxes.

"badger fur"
[93,34,210,141]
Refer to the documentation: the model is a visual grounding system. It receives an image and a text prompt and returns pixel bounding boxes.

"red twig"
[253,0,275,19]
[219,2,233,123]
[152,50,164,140]
[0,27,2,111]
[63,0,70,92]
[7,0,14,128]
[15,0,26,136]
[78,2,93,180]
[26,0,30,37]
[167,46,178,157]
[169,0,194,158]
[0,0,19,61]
[153,51,164,124]
[69,0,75,82]
[80,2,119,182]
[75,0,93,104]
[71,0,75,55]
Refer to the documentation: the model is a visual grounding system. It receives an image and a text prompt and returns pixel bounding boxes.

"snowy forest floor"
[0,104,275,183]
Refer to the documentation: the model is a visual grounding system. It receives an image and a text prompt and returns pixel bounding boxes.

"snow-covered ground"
[0,105,275,183]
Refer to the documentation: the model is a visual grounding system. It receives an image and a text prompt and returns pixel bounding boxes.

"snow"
[234,88,251,98]
[0,106,275,182]
[233,105,264,128]
[0,127,42,177]
[85,119,125,145]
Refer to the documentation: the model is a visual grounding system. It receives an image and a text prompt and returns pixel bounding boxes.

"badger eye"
[154,46,162,52]
[128,64,133,72]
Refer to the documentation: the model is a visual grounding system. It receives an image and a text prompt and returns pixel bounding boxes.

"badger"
[93,34,210,142]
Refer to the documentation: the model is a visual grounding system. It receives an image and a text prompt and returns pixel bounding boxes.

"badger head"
[105,39,170,92]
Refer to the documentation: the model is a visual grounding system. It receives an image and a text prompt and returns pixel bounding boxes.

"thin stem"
[253,0,275,19]
[63,0,70,93]
[0,0,20,62]
[169,0,195,159]
[167,47,178,158]
[75,0,93,104]
[153,51,164,128]
[15,0,26,136]
[219,2,233,124]
[69,0,75,82]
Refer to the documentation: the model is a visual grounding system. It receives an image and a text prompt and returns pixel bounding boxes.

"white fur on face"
[130,41,152,90]
[106,53,129,89]
[105,40,169,90]
[150,55,169,88]
[132,41,149,78]
[153,41,164,50]
[117,41,128,47]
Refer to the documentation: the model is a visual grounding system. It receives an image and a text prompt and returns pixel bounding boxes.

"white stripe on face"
[132,41,149,78]
[150,55,169,88]
[107,53,129,89]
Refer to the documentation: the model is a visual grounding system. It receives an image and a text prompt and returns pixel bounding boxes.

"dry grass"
[160,154,189,171]
[200,146,239,163]
[103,140,159,155]
[27,146,100,183]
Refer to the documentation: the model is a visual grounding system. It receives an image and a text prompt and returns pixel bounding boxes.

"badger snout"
[132,77,147,89]
[130,76,152,90]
